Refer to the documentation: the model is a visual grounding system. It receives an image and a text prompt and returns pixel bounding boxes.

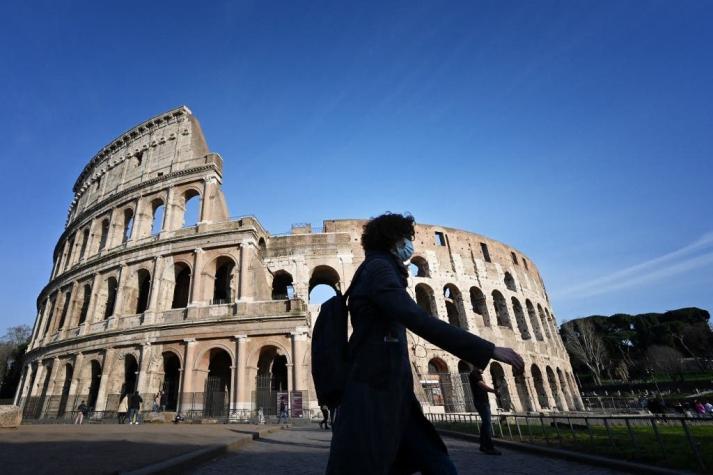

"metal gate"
[204,375,228,418]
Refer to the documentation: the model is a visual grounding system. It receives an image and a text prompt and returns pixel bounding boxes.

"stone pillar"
[229,365,237,411]
[234,335,248,410]
[238,241,253,301]
[41,357,61,416]
[286,364,293,393]
[112,264,128,320]
[199,176,216,224]
[190,249,204,305]
[68,353,85,402]
[145,256,164,323]
[30,301,49,349]
[106,207,123,250]
[14,364,33,406]
[83,273,103,332]
[94,348,115,413]
[290,328,308,392]
[178,339,197,412]
[30,360,45,397]
[136,343,153,398]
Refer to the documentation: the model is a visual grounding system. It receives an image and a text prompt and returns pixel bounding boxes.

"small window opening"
[434,232,446,246]
[480,243,491,263]
[511,252,518,265]
[523,258,529,270]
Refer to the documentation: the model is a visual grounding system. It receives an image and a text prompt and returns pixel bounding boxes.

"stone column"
[14,364,33,406]
[199,176,216,224]
[234,335,248,410]
[238,241,253,301]
[229,365,237,411]
[190,249,204,305]
[94,348,115,413]
[111,264,128,323]
[83,273,103,333]
[290,328,308,392]
[136,343,153,399]
[30,360,45,397]
[178,339,197,412]
[41,357,61,416]
[30,300,49,349]
[286,364,293,392]
[145,256,164,323]
[162,187,176,233]
[68,353,85,403]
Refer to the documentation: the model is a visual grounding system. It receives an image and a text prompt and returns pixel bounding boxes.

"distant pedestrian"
[704,401,713,417]
[468,367,500,455]
[277,396,288,424]
[694,400,706,418]
[117,395,128,424]
[319,404,330,430]
[257,407,265,425]
[129,391,143,424]
[160,390,167,412]
[75,400,89,425]
[153,392,161,413]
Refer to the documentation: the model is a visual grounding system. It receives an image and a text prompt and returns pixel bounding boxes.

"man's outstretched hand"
[493,346,524,374]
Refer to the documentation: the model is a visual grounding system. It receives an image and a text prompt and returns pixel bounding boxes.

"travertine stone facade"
[17,106,582,419]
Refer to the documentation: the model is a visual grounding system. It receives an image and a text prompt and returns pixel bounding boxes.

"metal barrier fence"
[427,412,710,472]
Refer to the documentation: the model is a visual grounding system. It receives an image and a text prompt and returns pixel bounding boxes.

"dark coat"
[326,251,495,474]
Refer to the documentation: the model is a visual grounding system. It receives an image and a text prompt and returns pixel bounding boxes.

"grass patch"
[434,418,713,473]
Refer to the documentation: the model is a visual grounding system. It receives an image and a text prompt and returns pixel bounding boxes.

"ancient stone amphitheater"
[16,106,582,421]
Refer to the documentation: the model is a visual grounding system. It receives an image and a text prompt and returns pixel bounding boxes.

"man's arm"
[477,380,496,393]
[366,258,523,372]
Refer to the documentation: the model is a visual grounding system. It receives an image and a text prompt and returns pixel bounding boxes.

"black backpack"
[311,263,367,409]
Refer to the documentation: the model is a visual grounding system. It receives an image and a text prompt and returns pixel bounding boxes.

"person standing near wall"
[128,391,143,424]
[74,400,88,425]
[468,367,500,455]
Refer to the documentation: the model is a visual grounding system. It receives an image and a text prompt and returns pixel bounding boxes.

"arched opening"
[504,272,517,291]
[308,265,340,304]
[557,368,574,410]
[444,284,467,330]
[511,297,530,340]
[162,352,181,411]
[531,365,549,409]
[171,263,191,309]
[57,290,72,331]
[491,290,510,328]
[409,256,430,278]
[135,269,151,314]
[204,349,231,418]
[469,287,491,327]
[182,190,201,227]
[427,358,455,412]
[489,363,512,411]
[98,219,110,251]
[255,346,288,416]
[151,199,165,235]
[514,373,533,412]
[103,277,118,320]
[43,294,57,336]
[79,228,90,260]
[57,364,73,418]
[87,360,102,409]
[77,284,91,326]
[122,354,139,399]
[415,283,437,316]
[546,366,564,410]
[122,208,134,243]
[537,304,551,339]
[458,360,475,412]
[526,300,543,341]
[567,372,582,410]
[212,257,235,304]
[258,238,267,257]
[271,271,294,300]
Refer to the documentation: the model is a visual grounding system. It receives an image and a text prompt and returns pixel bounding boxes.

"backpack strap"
[342,260,369,300]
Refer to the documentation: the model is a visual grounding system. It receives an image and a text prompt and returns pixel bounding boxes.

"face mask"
[392,238,415,262]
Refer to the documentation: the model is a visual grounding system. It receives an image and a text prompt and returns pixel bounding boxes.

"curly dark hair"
[361,213,415,252]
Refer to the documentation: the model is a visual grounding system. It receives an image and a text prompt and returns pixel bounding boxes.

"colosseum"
[15,106,583,422]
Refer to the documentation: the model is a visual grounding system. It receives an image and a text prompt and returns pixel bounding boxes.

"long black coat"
[326,251,495,474]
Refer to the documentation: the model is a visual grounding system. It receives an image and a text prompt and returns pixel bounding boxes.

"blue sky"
[1,0,712,333]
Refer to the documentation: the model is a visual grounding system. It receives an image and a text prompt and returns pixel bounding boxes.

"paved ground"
[0,423,270,475]
[192,426,630,474]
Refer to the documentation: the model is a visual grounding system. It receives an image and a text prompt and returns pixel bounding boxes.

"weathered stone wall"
[17,107,583,420]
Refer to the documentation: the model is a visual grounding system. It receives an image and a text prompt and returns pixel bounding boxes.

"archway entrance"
[122,355,138,399]
[489,363,512,411]
[204,349,231,418]
[162,352,181,411]
[57,364,73,418]
[87,361,102,409]
[255,346,288,416]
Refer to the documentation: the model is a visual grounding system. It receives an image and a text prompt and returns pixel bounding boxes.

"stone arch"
[150,198,165,235]
[567,372,583,410]
[514,372,533,412]
[546,366,564,410]
[409,256,430,278]
[161,351,181,412]
[531,364,549,409]
[271,270,294,300]
[171,262,192,309]
[526,299,543,341]
[309,265,341,293]
[98,217,110,251]
[78,227,90,260]
[255,345,290,415]
[511,297,530,340]
[537,304,551,339]
[427,358,456,412]
[489,362,512,411]
[415,283,438,316]
[443,284,468,330]
[102,276,118,320]
[469,286,491,327]
[122,207,134,243]
[504,272,517,291]
[77,283,92,326]
[57,363,74,418]
[211,256,237,304]
[181,188,202,228]
[133,268,152,314]
[86,359,102,409]
[195,348,232,417]
[491,290,511,328]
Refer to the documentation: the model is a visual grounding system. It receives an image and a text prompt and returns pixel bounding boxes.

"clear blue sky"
[1,0,712,333]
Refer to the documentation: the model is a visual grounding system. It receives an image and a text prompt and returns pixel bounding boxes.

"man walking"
[319,404,330,430]
[468,367,500,455]
[128,391,143,425]
[277,396,288,425]
[74,400,89,425]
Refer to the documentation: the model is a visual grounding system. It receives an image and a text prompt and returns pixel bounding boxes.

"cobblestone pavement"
[191,426,630,474]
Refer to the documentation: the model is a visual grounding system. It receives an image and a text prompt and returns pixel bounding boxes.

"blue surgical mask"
[393,238,415,262]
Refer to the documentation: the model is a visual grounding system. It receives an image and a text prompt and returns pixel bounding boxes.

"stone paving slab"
[0,424,276,475]
[191,426,631,475]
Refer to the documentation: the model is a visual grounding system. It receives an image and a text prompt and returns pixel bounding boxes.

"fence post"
[603,417,615,450]
[585,417,594,444]
[624,417,638,452]
[515,416,523,442]
[649,418,666,462]
[681,418,705,471]
[568,416,577,441]
[540,414,549,446]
